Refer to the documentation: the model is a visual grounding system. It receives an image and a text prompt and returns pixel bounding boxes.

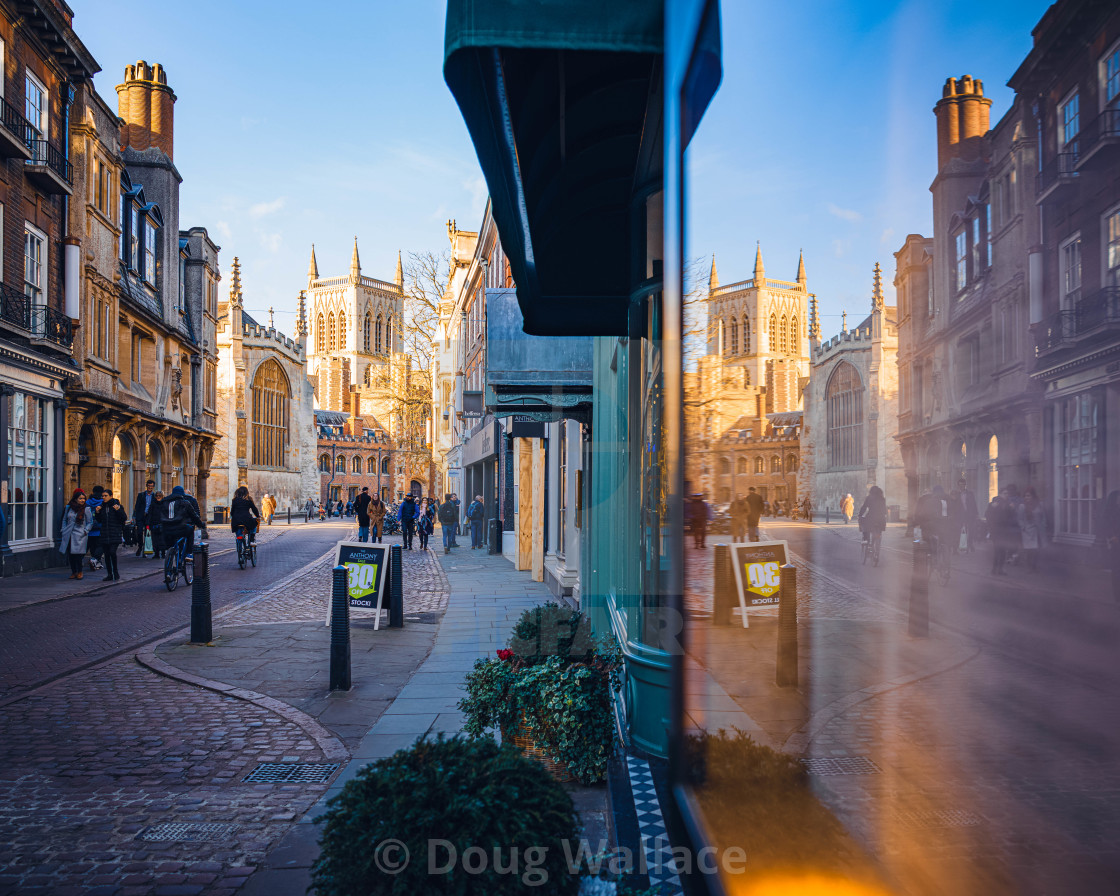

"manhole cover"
[801,756,882,775]
[243,762,340,783]
[894,809,984,828]
[138,822,238,842]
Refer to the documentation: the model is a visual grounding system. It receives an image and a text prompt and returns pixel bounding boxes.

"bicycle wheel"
[164,551,178,591]
[183,555,194,585]
[938,548,951,585]
[862,540,871,565]
[249,543,256,567]
[237,540,245,569]
[873,534,882,567]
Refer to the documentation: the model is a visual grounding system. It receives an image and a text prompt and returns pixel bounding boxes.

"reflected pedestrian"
[986,492,1016,576]
[730,494,748,542]
[746,487,764,543]
[957,478,979,552]
[687,494,710,548]
[841,493,855,524]
[1018,487,1046,571]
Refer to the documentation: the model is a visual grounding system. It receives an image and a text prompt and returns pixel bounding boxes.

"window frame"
[143,219,158,286]
[1104,204,1120,289]
[1100,38,1120,110]
[954,228,969,292]
[24,70,47,138]
[23,224,46,310]
[1058,88,1080,150]
[1059,232,1082,311]
[825,361,864,469]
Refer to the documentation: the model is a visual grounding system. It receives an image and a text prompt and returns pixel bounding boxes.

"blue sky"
[72,0,1050,336]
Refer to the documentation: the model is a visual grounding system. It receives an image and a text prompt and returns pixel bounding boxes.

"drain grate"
[243,762,340,783]
[802,756,882,776]
[894,809,984,829]
[138,822,238,842]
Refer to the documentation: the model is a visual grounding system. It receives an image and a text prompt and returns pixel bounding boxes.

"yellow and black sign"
[730,541,789,628]
[334,542,388,618]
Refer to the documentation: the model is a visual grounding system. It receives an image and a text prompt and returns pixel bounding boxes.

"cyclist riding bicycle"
[160,485,206,558]
[858,485,888,543]
[914,485,952,550]
[230,485,261,545]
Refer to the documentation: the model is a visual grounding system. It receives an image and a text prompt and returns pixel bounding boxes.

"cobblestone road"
[0,523,365,895]
[0,523,351,702]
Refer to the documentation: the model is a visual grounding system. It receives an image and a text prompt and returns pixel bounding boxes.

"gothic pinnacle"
[229,256,243,306]
[753,242,765,281]
[395,250,404,287]
[709,255,719,290]
[350,237,361,279]
[308,244,318,281]
[797,249,807,288]
[872,262,885,313]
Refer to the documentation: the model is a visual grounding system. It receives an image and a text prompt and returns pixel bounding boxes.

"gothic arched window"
[338,312,347,350]
[335,455,346,473]
[780,315,788,354]
[754,456,764,474]
[352,456,363,474]
[319,453,331,472]
[826,361,864,468]
[316,314,325,352]
[769,313,777,351]
[743,317,750,353]
[737,457,748,474]
[790,315,798,350]
[368,456,377,474]
[251,359,289,468]
[385,317,393,352]
[730,319,738,354]
[363,313,372,352]
[376,315,383,353]
[327,313,336,351]
[771,456,781,473]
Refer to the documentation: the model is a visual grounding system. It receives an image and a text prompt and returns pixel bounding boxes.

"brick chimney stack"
[934,75,991,168]
[116,61,177,160]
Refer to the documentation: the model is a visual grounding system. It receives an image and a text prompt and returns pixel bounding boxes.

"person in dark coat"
[745,487,764,543]
[161,485,206,567]
[132,479,156,556]
[858,486,888,543]
[229,485,261,543]
[146,491,166,558]
[417,497,434,551]
[438,495,458,554]
[956,478,979,552]
[986,492,1017,576]
[354,487,373,542]
[97,493,127,581]
[398,494,418,549]
[687,494,710,549]
[86,484,105,571]
[730,495,748,543]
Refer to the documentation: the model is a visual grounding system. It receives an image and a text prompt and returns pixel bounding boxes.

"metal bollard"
[389,544,404,628]
[330,565,352,690]
[712,544,734,625]
[190,542,212,644]
[487,518,502,555]
[908,539,929,638]
[287,507,291,525]
[776,563,798,687]
[825,507,830,524]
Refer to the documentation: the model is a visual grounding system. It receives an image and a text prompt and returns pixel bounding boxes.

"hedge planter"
[459,604,621,785]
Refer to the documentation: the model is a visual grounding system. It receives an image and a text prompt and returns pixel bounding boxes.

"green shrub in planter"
[460,605,621,784]
[312,734,580,896]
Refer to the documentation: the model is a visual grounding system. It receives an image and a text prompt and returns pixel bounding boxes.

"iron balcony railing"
[1036,148,1079,195]
[1078,108,1120,159]
[26,137,72,184]
[0,282,73,348]
[1036,286,1120,355]
[0,95,32,145]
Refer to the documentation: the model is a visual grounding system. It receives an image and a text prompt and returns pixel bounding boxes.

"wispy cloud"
[249,197,287,218]
[259,232,282,253]
[828,203,862,223]
[880,227,895,246]
[215,220,233,241]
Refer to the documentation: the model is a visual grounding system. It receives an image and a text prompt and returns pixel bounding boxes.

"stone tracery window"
[376,315,383,353]
[780,315,788,353]
[352,456,363,474]
[769,313,777,351]
[319,453,331,472]
[826,361,864,469]
[251,359,289,468]
[743,316,750,353]
[338,312,347,350]
[363,312,372,351]
[791,315,798,349]
[327,313,336,351]
[317,314,325,352]
[730,319,738,354]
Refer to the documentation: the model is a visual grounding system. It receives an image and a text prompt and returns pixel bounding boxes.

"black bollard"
[190,542,212,644]
[776,563,798,687]
[389,544,404,628]
[825,507,830,524]
[712,544,734,625]
[330,565,352,690]
[287,507,291,525]
[908,539,929,638]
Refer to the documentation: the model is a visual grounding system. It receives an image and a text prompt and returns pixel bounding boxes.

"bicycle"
[164,535,195,591]
[235,525,256,569]
[861,529,882,566]
[922,534,951,585]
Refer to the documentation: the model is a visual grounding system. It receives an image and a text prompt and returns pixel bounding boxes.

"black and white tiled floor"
[626,756,683,895]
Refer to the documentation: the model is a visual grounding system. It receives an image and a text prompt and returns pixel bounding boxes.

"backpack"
[468,500,484,521]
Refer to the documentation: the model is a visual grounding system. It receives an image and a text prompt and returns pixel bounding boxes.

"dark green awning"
[445,1,718,337]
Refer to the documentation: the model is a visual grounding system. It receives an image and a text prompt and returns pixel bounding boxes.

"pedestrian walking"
[418,498,434,550]
[354,487,372,542]
[745,487,764,543]
[86,484,106,570]
[59,489,93,580]
[1102,491,1120,603]
[730,495,748,542]
[261,493,276,526]
[369,494,387,542]
[841,493,855,524]
[132,480,156,556]
[449,494,462,546]
[305,498,315,522]
[438,494,458,554]
[1017,487,1046,572]
[147,491,166,558]
[398,493,418,550]
[467,495,485,549]
[336,499,344,519]
[802,495,813,522]
[687,494,710,548]
[986,492,1018,576]
[97,494,127,582]
[956,478,979,552]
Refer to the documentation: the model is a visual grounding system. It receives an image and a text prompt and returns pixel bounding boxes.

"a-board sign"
[333,542,389,630]
[729,540,789,629]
